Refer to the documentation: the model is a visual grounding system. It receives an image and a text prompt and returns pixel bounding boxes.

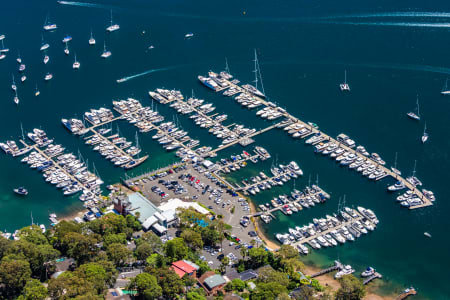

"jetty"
[395,288,417,299]
[310,260,343,278]
[200,71,433,210]
[363,272,382,285]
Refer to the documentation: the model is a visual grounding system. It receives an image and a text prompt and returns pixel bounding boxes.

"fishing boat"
[11,75,17,91]
[101,41,111,58]
[43,16,57,31]
[64,42,69,55]
[106,10,120,32]
[340,70,350,91]
[441,78,450,95]
[421,123,428,143]
[13,187,28,195]
[89,30,96,45]
[73,53,80,69]
[407,96,420,121]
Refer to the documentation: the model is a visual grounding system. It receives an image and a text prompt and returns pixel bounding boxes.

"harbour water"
[1,0,450,298]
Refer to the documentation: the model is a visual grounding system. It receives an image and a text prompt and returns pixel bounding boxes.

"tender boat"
[13,187,28,196]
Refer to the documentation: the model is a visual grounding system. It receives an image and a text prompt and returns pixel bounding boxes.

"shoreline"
[249,200,395,300]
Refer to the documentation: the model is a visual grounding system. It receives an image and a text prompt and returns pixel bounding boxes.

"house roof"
[239,269,258,281]
[171,265,186,278]
[204,274,226,290]
[171,260,198,278]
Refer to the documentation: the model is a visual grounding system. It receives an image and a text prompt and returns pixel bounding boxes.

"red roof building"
[171,260,199,278]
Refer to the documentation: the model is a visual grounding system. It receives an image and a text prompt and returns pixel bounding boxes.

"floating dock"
[201,71,433,210]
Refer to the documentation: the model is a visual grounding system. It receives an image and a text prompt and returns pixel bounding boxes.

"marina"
[198,69,434,210]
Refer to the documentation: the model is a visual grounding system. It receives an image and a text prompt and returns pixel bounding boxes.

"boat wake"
[317,12,450,19]
[263,60,450,75]
[311,20,450,28]
[116,66,183,83]
[57,1,112,9]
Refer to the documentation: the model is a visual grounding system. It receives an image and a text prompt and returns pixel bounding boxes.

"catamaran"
[340,70,350,91]
[106,10,120,32]
[407,96,420,121]
[101,41,111,58]
[73,53,80,69]
[441,78,450,95]
[421,123,428,143]
[89,30,96,45]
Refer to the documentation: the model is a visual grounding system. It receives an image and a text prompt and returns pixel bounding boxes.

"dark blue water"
[1,0,450,298]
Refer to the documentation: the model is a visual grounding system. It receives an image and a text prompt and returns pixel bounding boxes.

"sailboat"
[89,30,96,45]
[16,52,21,64]
[64,42,69,55]
[242,49,266,98]
[407,96,420,121]
[0,39,9,53]
[35,85,40,97]
[43,52,50,64]
[340,70,350,91]
[421,123,428,143]
[11,75,17,91]
[101,41,111,58]
[40,35,50,51]
[73,53,80,69]
[106,10,120,32]
[406,160,422,186]
[14,90,19,105]
[441,78,450,95]
[43,15,57,31]
[391,152,401,175]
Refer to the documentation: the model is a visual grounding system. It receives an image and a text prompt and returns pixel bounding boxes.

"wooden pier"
[363,272,382,285]
[395,288,417,299]
[213,154,259,174]
[207,73,432,210]
[310,261,343,278]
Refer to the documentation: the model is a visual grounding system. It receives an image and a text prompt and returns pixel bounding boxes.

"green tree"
[277,244,298,259]
[336,274,366,300]
[17,225,49,246]
[61,232,99,264]
[257,266,289,287]
[128,273,162,300]
[0,236,11,260]
[0,256,32,296]
[150,268,183,299]
[225,278,246,292]
[47,271,97,299]
[219,256,230,274]
[187,291,207,300]
[291,286,314,300]
[76,262,109,294]
[136,243,154,261]
[251,282,287,300]
[247,247,270,269]
[126,214,142,231]
[200,226,220,247]
[51,221,82,248]
[106,243,132,266]
[135,232,163,254]
[103,233,127,247]
[18,278,48,300]
[164,238,188,262]
[180,229,204,250]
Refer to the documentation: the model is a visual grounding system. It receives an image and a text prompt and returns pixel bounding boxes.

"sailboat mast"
[412,160,417,177]
[394,152,398,169]
[344,70,347,84]
[416,95,420,117]
[225,57,230,74]
[253,49,258,91]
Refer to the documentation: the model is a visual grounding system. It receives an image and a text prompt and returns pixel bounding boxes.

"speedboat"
[62,35,72,43]
[361,267,375,277]
[45,73,53,81]
[13,187,28,196]
[185,33,194,38]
